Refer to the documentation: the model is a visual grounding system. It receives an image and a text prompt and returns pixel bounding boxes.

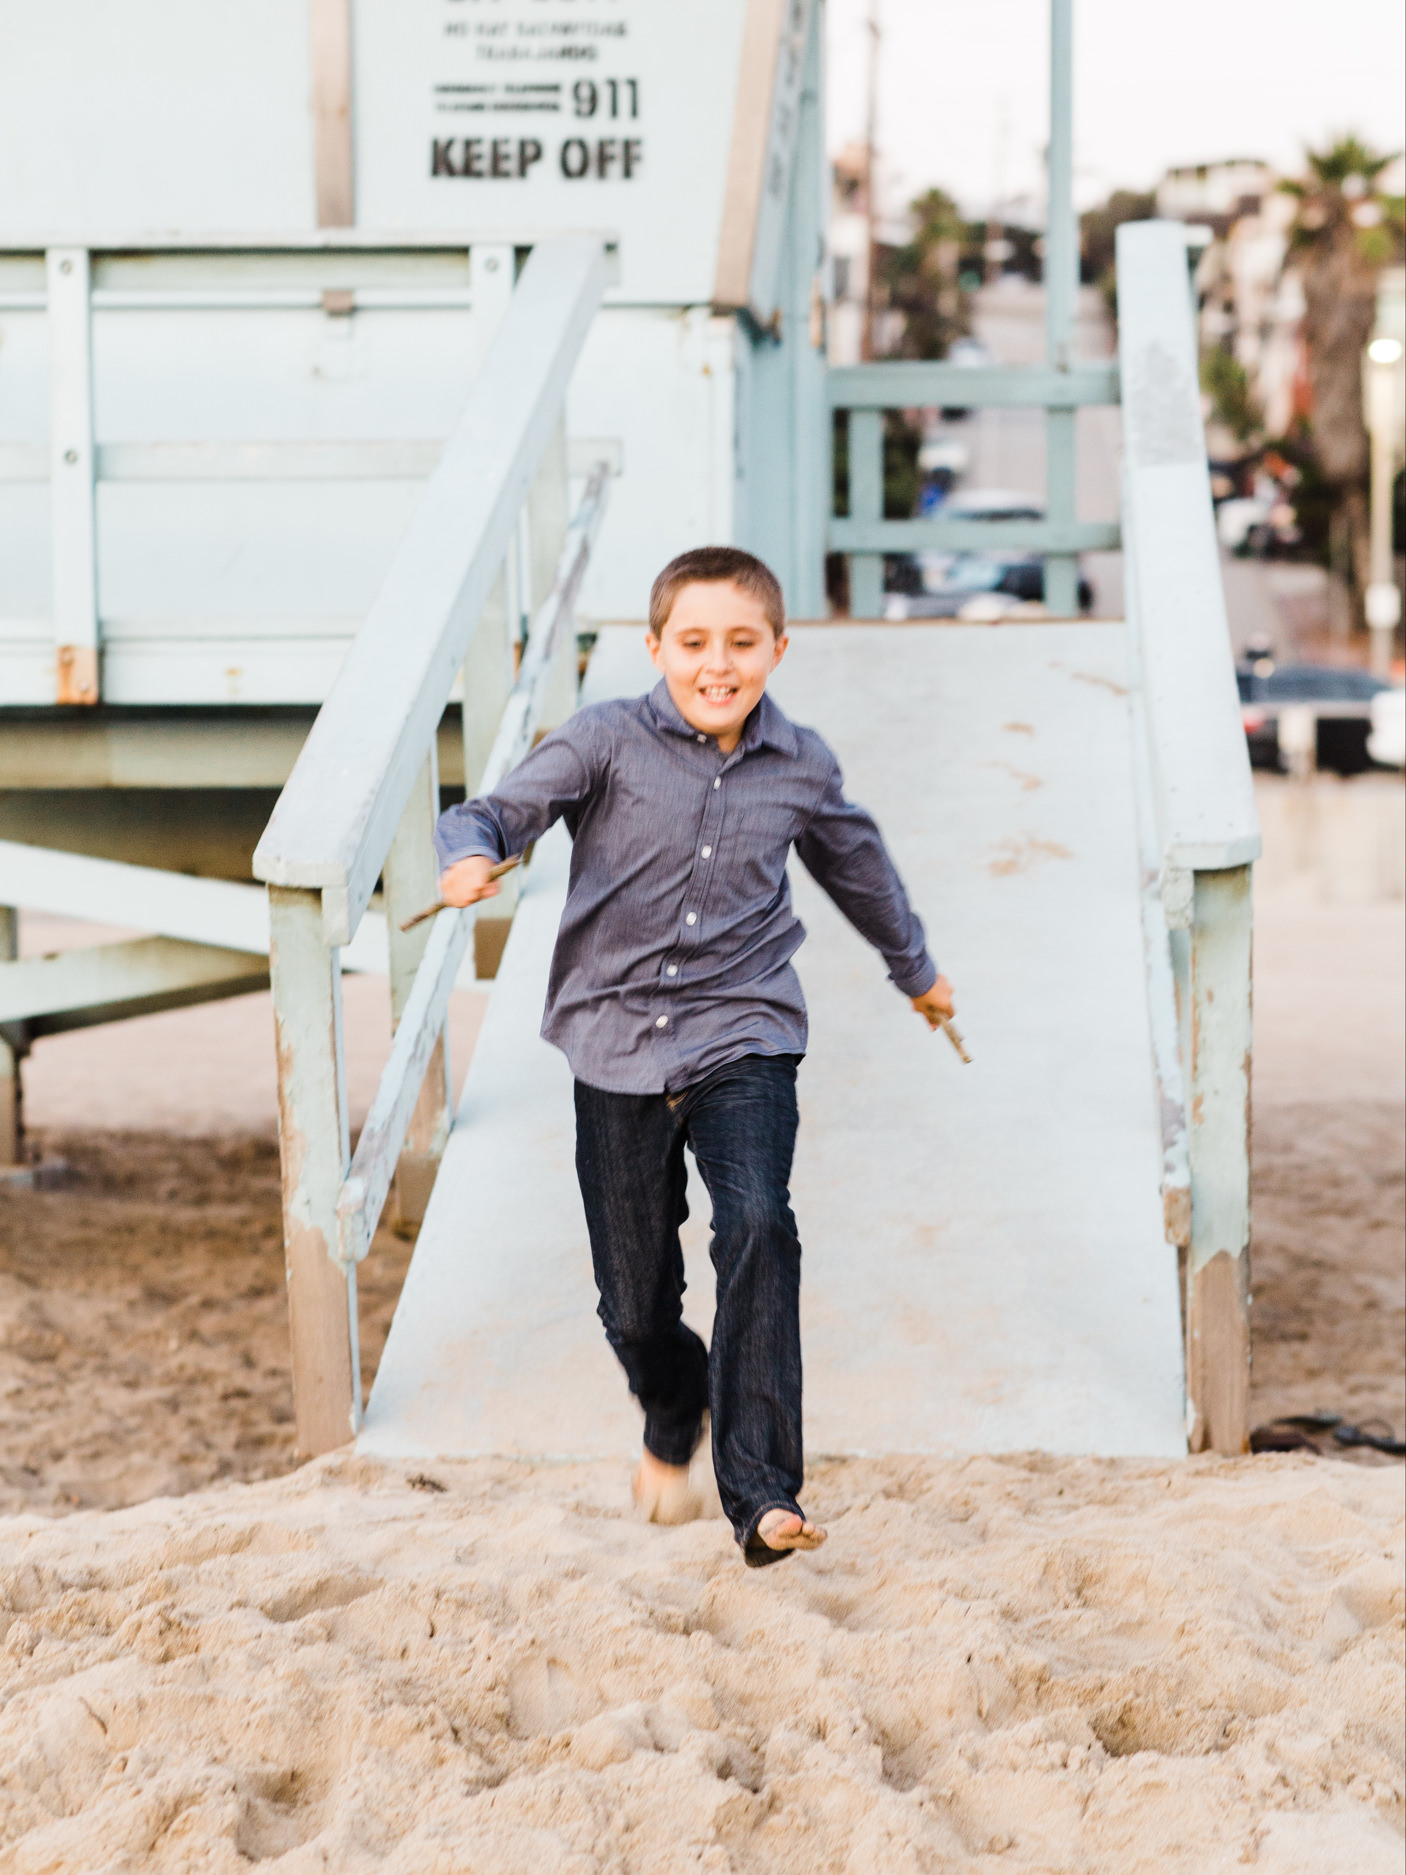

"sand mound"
[1,1453,1400,1873]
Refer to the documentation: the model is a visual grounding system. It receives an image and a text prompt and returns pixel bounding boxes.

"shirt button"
[701,845,712,858]
[655,1015,668,1028]
[666,964,678,977]
[696,733,706,743]
[685,913,697,926]
[713,777,721,790]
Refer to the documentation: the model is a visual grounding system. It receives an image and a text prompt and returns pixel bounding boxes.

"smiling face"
[647,579,788,752]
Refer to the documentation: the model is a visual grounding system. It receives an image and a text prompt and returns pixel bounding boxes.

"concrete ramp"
[360,624,1186,1460]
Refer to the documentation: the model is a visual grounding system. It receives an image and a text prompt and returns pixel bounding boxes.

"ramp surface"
[361,625,1186,1459]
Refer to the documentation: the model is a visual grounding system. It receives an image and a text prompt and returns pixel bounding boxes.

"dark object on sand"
[1250,1412,1405,1458]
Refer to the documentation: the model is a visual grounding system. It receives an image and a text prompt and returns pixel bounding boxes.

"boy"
[434,547,954,1566]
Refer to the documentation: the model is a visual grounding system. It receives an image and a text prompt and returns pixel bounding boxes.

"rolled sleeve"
[793,752,937,998]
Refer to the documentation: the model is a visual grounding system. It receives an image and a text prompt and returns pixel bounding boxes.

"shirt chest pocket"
[723,797,805,895]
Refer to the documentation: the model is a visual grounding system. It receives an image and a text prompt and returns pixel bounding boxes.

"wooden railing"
[252,236,609,1455]
[827,362,1121,619]
[1118,220,1261,1456]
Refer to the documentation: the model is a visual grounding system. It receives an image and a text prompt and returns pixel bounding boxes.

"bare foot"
[755,1508,827,1554]
[633,1447,701,1526]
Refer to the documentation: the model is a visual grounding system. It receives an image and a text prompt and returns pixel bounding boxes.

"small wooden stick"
[936,1014,972,1064]
[398,855,523,933]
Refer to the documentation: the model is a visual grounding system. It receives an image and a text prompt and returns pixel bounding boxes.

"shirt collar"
[646,679,799,759]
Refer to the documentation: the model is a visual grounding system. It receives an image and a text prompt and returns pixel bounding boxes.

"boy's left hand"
[911,975,956,1029]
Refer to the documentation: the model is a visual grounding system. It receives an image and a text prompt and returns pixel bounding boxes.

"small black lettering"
[595,138,618,179]
[560,137,589,179]
[518,138,543,177]
[431,138,460,179]
[490,138,512,178]
[463,139,484,178]
[622,138,642,179]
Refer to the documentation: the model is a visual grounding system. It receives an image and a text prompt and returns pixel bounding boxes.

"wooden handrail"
[827,361,1119,409]
[333,463,612,1269]
[252,235,608,946]
[1117,221,1260,876]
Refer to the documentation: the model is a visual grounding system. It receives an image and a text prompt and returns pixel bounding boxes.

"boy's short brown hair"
[648,546,786,640]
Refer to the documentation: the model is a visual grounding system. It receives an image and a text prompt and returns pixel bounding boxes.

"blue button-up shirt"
[434,680,937,1094]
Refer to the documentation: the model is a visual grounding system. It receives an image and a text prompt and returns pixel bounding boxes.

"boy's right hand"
[438,856,503,907]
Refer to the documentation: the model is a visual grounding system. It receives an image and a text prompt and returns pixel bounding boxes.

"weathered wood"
[309,0,354,227]
[830,517,1120,556]
[847,408,884,620]
[713,0,789,312]
[0,906,19,1166]
[1185,864,1254,1454]
[336,905,476,1267]
[333,465,610,1264]
[382,752,453,1233]
[269,886,359,1455]
[0,936,268,1033]
[46,247,99,704]
[828,362,1120,410]
[0,839,388,976]
[252,236,608,946]
[1118,220,1261,872]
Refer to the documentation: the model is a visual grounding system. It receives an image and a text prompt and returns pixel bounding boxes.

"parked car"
[1236,661,1392,774]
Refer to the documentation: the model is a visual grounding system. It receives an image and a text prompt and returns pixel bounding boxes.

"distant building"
[1156,156,1406,454]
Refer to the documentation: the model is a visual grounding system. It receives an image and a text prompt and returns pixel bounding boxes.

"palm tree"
[1281,138,1405,621]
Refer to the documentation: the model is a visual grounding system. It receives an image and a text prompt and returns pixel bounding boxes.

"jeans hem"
[643,1414,707,1470]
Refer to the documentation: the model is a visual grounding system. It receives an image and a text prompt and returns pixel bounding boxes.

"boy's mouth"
[697,683,739,705]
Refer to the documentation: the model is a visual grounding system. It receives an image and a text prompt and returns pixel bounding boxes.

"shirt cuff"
[890,952,939,998]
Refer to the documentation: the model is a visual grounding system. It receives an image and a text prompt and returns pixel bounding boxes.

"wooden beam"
[830,517,1120,555]
[714,0,787,311]
[1185,865,1254,1454]
[0,838,389,977]
[828,362,1120,409]
[46,248,99,705]
[269,885,359,1455]
[0,906,19,1166]
[381,752,452,1233]
[310,0,355,228]
[0,936,268,1035]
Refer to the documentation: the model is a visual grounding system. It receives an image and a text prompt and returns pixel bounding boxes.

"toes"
[756,1511,827,1552]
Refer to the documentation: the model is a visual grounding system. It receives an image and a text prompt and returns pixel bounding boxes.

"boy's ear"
[645,630,664,671]
[770,631,789,670]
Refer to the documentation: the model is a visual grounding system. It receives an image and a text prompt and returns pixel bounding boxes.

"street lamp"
[1364,278,1406,677]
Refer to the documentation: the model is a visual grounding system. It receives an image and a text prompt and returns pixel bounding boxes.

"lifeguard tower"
[0,3,1259,1465]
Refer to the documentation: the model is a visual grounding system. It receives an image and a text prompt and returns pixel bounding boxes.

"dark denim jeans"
[573,1054,804,1550]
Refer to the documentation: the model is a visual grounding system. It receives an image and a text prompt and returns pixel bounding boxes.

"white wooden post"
[0,906,20,1165]
[310,0,354,227]
[46,248,99,705]
[381,752,453,1230]
[848,407,884,619]
[1185,865,1253,1453]
[268,886,360,1453]
[1043,0,1080,617]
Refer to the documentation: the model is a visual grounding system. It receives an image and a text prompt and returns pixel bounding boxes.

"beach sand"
[0,888,1401,1870]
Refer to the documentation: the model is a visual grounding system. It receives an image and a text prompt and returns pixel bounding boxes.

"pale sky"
[827,0,1406,220]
